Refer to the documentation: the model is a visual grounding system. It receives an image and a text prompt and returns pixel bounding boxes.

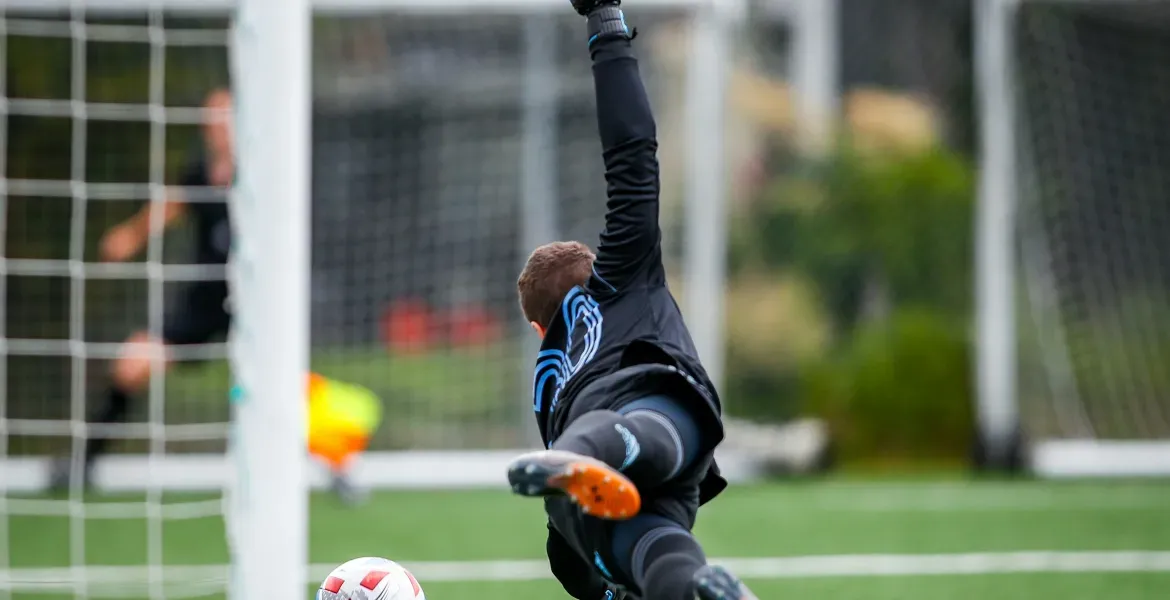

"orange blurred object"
[306,372,381,471]
[308,430,370,470]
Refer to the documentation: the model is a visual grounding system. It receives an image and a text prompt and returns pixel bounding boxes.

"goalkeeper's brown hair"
[517,241,596,329]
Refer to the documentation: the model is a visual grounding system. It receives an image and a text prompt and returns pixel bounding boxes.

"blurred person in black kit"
[48,89,368,503]
[504,2,757,599]
[49,88,234,491]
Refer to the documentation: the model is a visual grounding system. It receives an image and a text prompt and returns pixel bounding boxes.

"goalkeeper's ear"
[529,321,546,339]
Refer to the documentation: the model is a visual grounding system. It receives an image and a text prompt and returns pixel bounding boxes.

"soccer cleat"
[507,450,641,520]
[692,565,758,600]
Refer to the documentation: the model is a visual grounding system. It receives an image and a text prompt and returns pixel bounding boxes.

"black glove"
[570,0,619,17]
[575,1,632,47]
[604,584,637,600]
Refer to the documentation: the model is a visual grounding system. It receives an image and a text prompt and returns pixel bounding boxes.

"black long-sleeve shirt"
[179,156,231,266]
[532,33,727,600]
[588,34,663,290]
[533,35,719,444]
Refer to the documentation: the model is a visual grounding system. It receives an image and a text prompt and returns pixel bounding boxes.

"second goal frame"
[974,0,1170,477]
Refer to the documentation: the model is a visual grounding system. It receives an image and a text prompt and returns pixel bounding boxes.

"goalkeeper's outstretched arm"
[584,2,664,291]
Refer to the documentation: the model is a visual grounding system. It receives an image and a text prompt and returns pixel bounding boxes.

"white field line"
[810,491,1170,512]
[3,551,1170,593]
[764,481,1170,512]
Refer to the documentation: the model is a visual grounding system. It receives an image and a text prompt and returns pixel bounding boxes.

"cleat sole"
[506,451,641,520]
[547,459,640,520]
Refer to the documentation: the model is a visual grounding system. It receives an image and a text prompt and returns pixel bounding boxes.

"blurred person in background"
[49,88,235,492]
[51,88,367,504]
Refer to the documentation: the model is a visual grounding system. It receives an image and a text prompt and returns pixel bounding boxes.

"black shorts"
[162,281,231,346]
[550,362,728,508]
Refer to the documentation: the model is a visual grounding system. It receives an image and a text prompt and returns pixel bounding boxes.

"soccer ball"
[317,557,425,600]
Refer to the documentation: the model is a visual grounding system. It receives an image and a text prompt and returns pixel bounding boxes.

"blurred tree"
[736,145,975,337]
[801,308,973,465]
[726,144,977,461]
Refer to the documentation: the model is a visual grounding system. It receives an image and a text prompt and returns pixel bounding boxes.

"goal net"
[978,0,1170,475]
[0,0,775,596]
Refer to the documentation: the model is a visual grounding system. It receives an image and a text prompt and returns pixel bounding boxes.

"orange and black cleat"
[507,450,642,520]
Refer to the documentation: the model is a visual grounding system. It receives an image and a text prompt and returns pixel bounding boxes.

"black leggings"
[552,394,710,599]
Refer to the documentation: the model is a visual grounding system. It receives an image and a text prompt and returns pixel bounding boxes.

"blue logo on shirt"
[533,288,603,413]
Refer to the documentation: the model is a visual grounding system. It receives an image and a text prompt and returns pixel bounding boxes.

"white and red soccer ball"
[317,557,425,600]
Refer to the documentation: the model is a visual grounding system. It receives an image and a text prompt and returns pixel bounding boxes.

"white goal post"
[975,0,1170,477]
[226,1,310,599]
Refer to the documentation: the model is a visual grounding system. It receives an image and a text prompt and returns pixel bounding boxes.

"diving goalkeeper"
[506,3,756,599]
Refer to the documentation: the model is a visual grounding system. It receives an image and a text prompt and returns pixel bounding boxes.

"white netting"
[1,7,233,599]
[0,3,769,597]
[1010,2,1170,442]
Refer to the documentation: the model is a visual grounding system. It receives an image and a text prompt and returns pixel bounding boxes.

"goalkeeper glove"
[569,0,631,47]
[587,6,632,47]
[604,585,636,600]
[569,0,619,17]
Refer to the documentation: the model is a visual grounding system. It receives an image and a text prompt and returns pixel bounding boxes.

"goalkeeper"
[506,3,755,599]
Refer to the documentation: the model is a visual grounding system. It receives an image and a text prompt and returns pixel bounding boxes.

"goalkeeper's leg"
[609,514,757,600]
[507,395,705,519]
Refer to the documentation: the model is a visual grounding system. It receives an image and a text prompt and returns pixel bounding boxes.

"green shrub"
[724,144,979,463]
[723,272,831,422]
[801,309,974,463]
[731,146,975,334]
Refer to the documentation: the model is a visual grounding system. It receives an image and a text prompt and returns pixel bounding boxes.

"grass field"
[4,477,1170,599]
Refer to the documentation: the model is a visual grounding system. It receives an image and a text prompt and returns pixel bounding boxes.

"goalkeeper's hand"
[603,585,636,600]
[570,0,619,17]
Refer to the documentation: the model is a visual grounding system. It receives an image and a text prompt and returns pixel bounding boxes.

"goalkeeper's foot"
[693,565,757,600]
[507,450,641,520]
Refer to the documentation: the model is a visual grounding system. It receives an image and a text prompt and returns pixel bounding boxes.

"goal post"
[975,0,1170,476]
[974,0,1021,471]
[227,2,310,600]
